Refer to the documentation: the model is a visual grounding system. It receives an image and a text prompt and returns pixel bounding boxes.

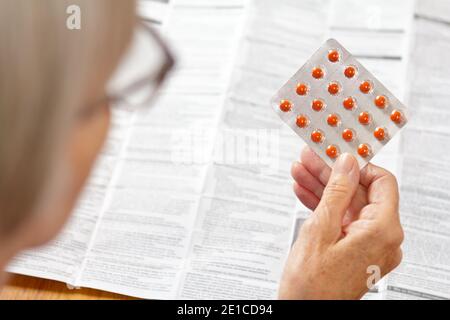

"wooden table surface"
[0,274,135,300]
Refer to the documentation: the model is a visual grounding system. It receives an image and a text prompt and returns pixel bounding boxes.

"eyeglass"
[84,19,175,115]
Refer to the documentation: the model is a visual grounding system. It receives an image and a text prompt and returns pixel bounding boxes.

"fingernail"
[333,153,356,174]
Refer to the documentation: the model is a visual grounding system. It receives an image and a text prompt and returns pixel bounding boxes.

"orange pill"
[327,114,340,127]
[328,49,340,63]
[358,111,371,125]
[343,97,356,110]
[311,130,324,143]
[374,95,388,109]
[342,128,355,142]
[296,115,309,128]
[279,100,292,112]
[312,99,325,112]
[344,66,357,78]
[328,82,340,95]
[312,67,324,79]
[296,83,309,96]
[390,109,404,124]
[359,80,372,94]
[326,145,340,159]
[374,127,387,141]
[357,144,371,158]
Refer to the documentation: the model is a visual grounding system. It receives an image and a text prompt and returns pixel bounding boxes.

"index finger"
[360,163,400,218]
[300,146,330,186]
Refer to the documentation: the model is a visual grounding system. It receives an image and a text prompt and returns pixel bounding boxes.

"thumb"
[314,153,360,243]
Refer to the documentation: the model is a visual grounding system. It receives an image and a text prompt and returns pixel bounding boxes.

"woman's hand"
[279,147,404,300]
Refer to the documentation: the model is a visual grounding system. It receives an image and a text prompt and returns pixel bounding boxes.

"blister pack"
[271,39,408,168]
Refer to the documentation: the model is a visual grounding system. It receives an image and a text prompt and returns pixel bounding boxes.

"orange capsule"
[328,82,340,95]
[342,128,355,142]
[312,67,324,79]
[374,95,388,109]
[279,100,292,112]
[311,130,324,143]
[311,99,325,112]
[296,83,309,96]
[328,49,340,63]
[327,114,340,127]
[296,115,309,128]
[359,80,372,94]
[390,110,404,124]
[374,127,387,141]
[358,111,371,125]
[357,144,371,158]
[326,145,340,159]
[343,97,356,110]
[344,66,357,78]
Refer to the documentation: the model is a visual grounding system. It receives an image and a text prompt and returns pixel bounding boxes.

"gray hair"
[0,0,136,235]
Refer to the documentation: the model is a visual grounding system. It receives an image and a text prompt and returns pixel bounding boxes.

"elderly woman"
[0,0,403,299]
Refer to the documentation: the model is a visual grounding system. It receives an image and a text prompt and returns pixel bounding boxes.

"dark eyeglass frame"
[81,20,175,117]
